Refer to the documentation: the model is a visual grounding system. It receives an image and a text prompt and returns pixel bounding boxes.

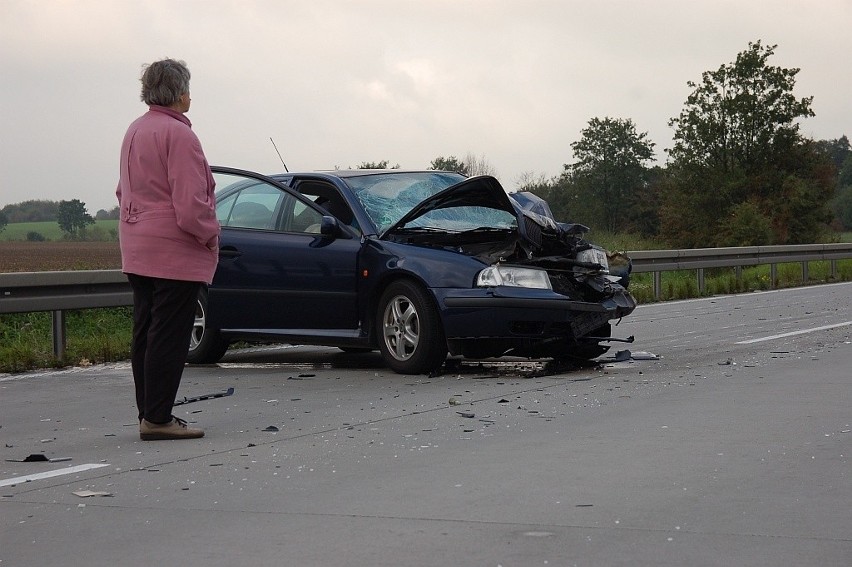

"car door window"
[215,180,281,230]
[288,199,325,233]
[293,180,361,234]
[213,171,326,234]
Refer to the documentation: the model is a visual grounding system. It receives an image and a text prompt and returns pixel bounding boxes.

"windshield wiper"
[460,226,513,234]
[395,226,460,233]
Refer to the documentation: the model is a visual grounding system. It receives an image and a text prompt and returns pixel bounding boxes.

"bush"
[719,201,774,246]
[26,231,46,242]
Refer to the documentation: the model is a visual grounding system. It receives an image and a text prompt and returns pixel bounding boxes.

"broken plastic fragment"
[630,351,660,361]
[173,387,234,406]
[456,411,475,418]
[7,454,72,463]
[614,350,631,362]
[262,425,280,432]
[72,490,112,498]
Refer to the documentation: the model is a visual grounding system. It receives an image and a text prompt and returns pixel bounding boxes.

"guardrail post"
[653,271,662,300]
[697,268,705,294]
[770,264,777,289]
[802,261,809,283]
[831,259,837,279]
[52,310,66,360]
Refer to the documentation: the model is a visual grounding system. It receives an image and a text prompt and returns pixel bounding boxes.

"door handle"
[218,246,242,259]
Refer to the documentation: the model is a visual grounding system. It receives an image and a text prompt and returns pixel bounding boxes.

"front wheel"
[376,280,447,374]
[186,288,229,364]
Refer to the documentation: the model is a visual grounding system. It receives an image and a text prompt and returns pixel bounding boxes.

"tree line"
[0,200,119,224]
[0,199,116,240]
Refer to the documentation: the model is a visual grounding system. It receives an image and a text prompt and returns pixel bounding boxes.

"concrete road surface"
[1,283,851,566]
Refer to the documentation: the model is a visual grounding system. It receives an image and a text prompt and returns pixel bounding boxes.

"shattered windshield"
[401,205,517,233]
[346,172,515,232]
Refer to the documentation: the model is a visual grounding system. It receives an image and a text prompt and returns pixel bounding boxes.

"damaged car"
[186,167,636,374]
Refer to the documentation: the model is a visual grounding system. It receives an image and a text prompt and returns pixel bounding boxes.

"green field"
[0,220,119,241]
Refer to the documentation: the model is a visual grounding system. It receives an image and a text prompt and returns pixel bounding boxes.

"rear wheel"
[186,288,229,364]
[376,280,447,374]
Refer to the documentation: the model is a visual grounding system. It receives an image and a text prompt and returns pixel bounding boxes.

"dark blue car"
[186,167,636,374]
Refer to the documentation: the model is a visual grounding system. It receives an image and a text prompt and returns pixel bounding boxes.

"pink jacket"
[116,106,220,284]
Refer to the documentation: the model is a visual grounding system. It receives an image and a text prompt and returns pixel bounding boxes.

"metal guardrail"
[2,243,852,359]
[628,243,852,298]
[0,270,132,313]
[628,243,852,271]
[0,270,132,359]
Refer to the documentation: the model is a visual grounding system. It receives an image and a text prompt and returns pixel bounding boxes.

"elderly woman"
[116,58,220,440]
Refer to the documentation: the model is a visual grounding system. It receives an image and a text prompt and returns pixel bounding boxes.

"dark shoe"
[140,416,204,440]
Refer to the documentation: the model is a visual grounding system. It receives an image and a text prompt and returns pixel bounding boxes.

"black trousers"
[127,274,202,424]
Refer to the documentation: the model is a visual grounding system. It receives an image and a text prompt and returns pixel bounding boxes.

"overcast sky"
[1,0,849,212]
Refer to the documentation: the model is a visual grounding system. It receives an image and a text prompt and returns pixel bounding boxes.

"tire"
[185,288,229,364]
[376,280,447,374]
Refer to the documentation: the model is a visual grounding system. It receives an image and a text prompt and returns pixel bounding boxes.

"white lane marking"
[0,463,110,487]
[735,321,852,344]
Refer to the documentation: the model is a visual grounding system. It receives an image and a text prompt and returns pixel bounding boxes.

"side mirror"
[319,215,341,237]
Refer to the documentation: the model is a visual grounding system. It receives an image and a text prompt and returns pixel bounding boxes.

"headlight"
[574,247,609,274]
[476,265,552,289]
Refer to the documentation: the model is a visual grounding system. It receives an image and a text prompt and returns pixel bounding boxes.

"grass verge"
[0,308,132,373]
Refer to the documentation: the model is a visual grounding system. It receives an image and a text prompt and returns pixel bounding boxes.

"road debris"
[7,454,71,463]
[287,374,315,380]
[173,387,234,406]
[72,490,113,498]
[630,351,660,361]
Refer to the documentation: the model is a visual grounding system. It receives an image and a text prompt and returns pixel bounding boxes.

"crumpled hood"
[381,175,561,247]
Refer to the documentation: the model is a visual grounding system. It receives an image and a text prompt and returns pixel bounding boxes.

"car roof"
[272,169,459,179]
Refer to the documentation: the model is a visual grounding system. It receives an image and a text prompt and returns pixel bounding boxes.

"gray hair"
[140,58,191,106]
